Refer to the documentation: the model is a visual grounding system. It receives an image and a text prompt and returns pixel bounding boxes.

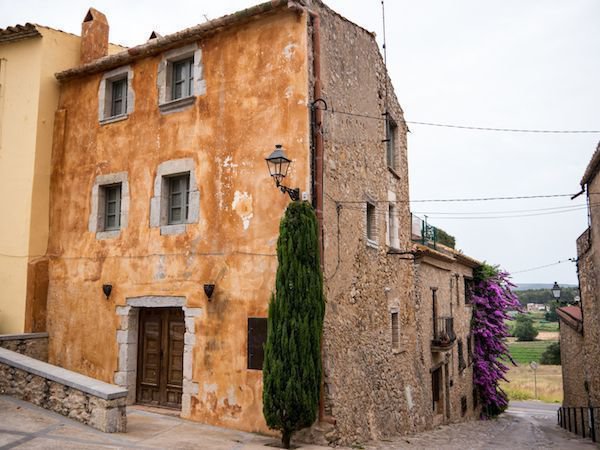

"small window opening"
[366,202,376,242]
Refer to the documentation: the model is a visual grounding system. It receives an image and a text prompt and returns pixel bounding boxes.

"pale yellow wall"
[0,28,80,333]
[29,28,81,256]
[0,37,43,333]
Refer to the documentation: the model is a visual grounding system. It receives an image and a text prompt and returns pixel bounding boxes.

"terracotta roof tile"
[0,23,41,44]
[581,141,600,186]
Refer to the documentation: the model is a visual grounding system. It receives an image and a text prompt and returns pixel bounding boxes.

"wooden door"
[137,308,185,409]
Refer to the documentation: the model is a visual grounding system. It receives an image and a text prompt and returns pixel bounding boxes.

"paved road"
[0,396,595,449]
[367,401,596,449]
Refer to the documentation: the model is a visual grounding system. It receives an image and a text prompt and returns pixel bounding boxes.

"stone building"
[559,141,600,411]
[30,0,482,445]
[412,240,480,428]
[0,19,123,334]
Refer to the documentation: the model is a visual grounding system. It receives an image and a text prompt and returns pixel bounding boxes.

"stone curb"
[0,333,49,341]
[0,347,127,400]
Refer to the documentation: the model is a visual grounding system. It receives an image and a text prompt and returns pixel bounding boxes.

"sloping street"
[0,396,595,449]
[367,401,595,449]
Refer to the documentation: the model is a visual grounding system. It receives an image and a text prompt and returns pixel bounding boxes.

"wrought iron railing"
[411,214,455,250]
[432,316,456,348]
[558,406,599,442]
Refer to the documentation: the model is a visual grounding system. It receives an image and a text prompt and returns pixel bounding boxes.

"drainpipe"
[310,11,324,261]
[307,8,335,427]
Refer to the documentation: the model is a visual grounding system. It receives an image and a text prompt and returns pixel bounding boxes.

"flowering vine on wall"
[471,264,521,417]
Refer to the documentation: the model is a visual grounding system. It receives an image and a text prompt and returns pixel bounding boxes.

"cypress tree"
[262,201,325,449]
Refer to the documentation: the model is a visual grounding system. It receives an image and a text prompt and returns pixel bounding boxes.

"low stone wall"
[0,332,49,361]
[0,347,127,432]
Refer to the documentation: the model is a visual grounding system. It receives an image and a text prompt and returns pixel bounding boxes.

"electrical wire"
[417,205,588,220]
[413,203,588,215]
[329,193,579,205]
[512,258,576,274]
[313,105,600,134]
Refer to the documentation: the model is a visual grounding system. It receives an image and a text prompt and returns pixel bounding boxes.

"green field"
[508,340,554,364]
[506,313,559,335]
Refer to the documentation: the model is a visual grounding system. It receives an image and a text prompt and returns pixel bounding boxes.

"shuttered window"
[110,77,127,117]
[247,318,267,370]
[172,57,193,100]
[391,312,399,349]
[103,184,122,230]
[386,117,398,170]
[168,174,190,224]
[366,202,376,242]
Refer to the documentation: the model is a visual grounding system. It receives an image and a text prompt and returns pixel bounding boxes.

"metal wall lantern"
[551,281,561,301]
[204,283,215,301]
[265,144,300,201]
[102,284,112,300]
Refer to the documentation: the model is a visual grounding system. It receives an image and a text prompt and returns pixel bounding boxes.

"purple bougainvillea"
[471,264,521,417]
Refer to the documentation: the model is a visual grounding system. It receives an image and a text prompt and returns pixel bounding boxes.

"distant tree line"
[515,287,579,306]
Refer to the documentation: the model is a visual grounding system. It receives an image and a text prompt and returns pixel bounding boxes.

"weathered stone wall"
[312,3,429,445]
[413,247,479,426]
[583,174,600,407]
[48,8,309,435]
[0,332,48,361]
[559,320,586,406]
[0,348,126,432]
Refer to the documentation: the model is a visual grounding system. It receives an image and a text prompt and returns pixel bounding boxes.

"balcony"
[411,214,456,250]
[431,316,456,351]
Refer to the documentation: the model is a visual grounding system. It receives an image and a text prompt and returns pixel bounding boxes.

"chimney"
[80,8,109,64]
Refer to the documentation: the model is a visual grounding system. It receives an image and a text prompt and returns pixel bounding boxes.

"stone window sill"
[159,96,196,114]
[96,230,121,240]
[99,114,128,125]
[388,166,401,179]
[160,223,187,236]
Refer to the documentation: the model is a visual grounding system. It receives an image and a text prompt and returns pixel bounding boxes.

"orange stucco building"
[44,1,481,444]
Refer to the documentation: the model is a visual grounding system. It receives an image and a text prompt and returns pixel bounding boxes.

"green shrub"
[513,315,538,342]
[540,341,561,365]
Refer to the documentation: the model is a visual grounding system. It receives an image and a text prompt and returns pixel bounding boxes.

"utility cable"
[512,258,576,274]
[312,105,600,134]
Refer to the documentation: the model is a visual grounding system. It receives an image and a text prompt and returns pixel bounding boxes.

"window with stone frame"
[98,65,134,124]
[157,44,205,113]
[149,158,199,236]
[102,183,122,231]
[385,115,399,172]
[366,201,377,244]
[88,172,129,240]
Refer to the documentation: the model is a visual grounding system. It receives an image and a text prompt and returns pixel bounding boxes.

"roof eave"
[56,0,303,82]
[0,23,42,45]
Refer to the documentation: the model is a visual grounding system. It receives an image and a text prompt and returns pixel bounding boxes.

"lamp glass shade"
[265,144,291,184]
[551,282,561,299]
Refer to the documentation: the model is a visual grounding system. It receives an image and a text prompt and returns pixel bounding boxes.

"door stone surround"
[115,296,202,416]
